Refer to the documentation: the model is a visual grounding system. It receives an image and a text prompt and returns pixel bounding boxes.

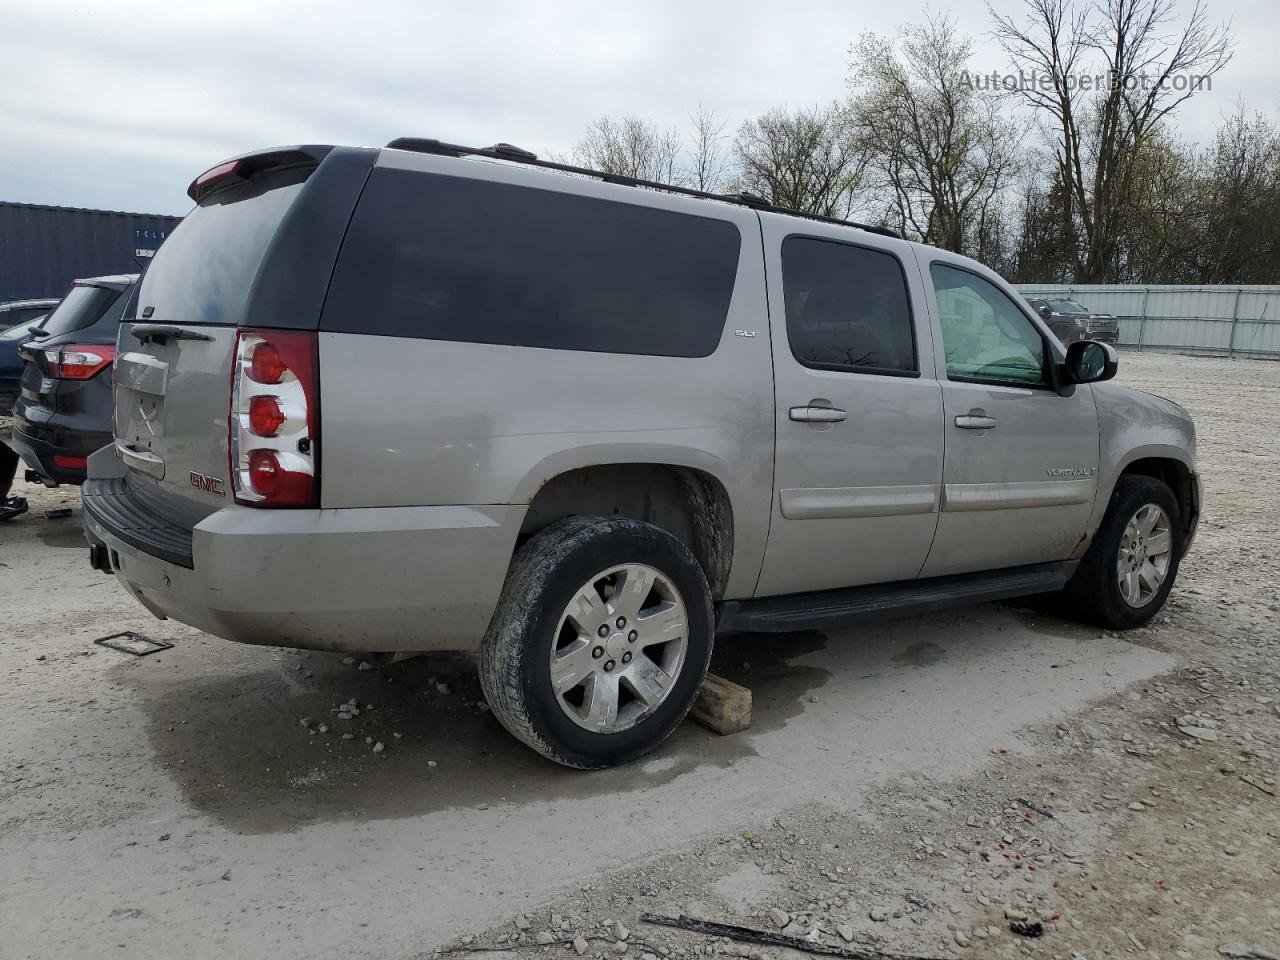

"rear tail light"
[43,344,116,380]
[229,329,319,507]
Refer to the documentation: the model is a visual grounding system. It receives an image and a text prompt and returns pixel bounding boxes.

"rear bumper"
[83,456,524,653]
[9,421,108,485]
[11,389,112,485]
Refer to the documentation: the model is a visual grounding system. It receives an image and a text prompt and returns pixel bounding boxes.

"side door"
[917,256,1100,577]
[755,214,944,597]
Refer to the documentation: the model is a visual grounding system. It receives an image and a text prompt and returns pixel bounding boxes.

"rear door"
[917,256,1100,576]
[755,214,944,596]
[111,148,371,529]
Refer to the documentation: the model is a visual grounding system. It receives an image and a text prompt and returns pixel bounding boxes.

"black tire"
[1067,475,1184,629]
[478,515,714,769]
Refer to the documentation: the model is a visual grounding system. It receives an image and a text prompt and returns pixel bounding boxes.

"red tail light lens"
[248,395,286,436]
[247,450,315,502]
[229,330,319,507]
[44,344,116,380]
[250,342,288,384]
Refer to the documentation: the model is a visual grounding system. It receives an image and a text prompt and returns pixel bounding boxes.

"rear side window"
[322,169,742,357]
[781,237,916,375]
[136,176,305,325]
[38,286,119,338]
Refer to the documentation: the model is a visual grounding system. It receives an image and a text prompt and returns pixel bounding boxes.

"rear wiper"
[26,327,50,340]
[129,323,214,344]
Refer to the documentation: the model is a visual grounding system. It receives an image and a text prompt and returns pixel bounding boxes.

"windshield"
[1047,299,1089,314]
[37,285,120,338]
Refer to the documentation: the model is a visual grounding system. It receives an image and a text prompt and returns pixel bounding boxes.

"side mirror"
[1065,340,1118,384]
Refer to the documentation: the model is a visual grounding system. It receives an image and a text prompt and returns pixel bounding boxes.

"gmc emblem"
[189,471,226,496]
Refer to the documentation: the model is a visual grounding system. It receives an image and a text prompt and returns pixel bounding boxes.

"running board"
[716,562,1076,634]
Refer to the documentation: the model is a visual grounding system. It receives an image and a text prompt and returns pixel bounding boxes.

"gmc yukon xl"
[83,140,1200,768]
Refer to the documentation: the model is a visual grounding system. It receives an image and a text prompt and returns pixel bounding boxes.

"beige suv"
[83,138,1199,767]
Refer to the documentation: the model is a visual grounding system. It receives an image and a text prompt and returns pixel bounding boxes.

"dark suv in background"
[11,275,137,485]
[1,300,61,413]
[1025,297,1119,346]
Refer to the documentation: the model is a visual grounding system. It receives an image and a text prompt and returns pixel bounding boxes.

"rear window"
[135,177,305,325]
[322,169,742,357]
[38,286,119,338]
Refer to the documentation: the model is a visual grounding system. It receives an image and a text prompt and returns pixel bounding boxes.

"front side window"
[930,263,1047,386]
[781,237,916,374]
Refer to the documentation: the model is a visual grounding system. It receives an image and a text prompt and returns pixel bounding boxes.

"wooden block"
[689,673,752,734]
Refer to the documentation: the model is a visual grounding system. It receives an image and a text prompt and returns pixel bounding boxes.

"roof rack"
[384,137,902,239]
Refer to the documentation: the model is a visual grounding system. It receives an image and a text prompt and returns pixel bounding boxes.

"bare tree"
[685,104,731,192]
[991,0,1233,281]
[849,12,1024,257]
[570,115,682,183]
[1191,106,1280,283]
[733,104,870,218]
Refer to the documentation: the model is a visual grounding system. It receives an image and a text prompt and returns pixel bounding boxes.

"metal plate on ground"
[94,632,173,656]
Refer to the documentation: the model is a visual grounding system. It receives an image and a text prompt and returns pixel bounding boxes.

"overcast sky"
[3,0,1277,216]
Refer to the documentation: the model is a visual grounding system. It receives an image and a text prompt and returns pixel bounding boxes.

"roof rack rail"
[383,137,902,239]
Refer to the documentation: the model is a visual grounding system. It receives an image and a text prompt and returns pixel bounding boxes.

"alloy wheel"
[549,563,689,733]
[1116,503,1173,607]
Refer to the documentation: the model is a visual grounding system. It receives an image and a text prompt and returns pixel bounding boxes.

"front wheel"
[478,515,713,768]
[1067,475,1183,629]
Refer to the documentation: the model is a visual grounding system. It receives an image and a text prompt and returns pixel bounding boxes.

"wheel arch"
[518,462,735,600]
[1117,454,1198,551]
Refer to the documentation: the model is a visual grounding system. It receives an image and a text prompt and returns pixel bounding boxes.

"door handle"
[789,405,847,423]
[115,440,166,479]
[954,414,999,430]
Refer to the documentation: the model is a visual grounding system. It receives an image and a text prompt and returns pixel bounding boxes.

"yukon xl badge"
[1046,466,1098,478]
[189,471,226,496]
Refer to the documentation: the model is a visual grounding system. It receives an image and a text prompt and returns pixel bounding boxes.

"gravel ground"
[1,351,1277,960]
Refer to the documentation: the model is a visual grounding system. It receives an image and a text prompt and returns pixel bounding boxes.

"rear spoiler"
[187,145,335,203]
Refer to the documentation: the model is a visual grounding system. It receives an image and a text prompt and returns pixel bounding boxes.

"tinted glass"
[930,264,1047,386]
[136,177,305,325]
[781,237,915,373]
[77,282,133,339]
[5,307,44,327]
[1048,299,1088,314]
[38,286,118,338]
[322,169,742,357]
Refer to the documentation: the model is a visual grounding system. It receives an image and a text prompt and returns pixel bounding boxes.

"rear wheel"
[1067,475,1183,629]
[478,515,713,768]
